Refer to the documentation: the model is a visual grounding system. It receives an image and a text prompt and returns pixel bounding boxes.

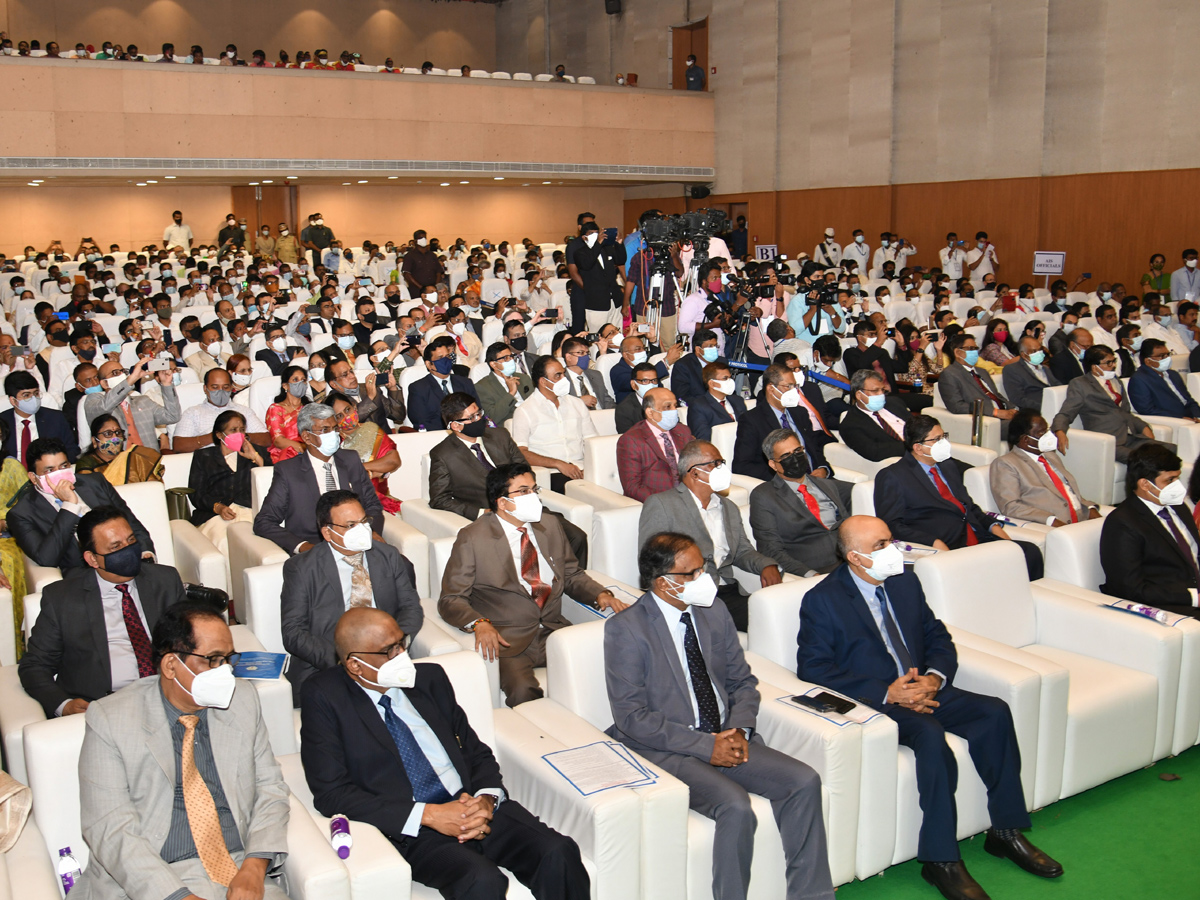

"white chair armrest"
[381,513,431,600]
[399,498,469,541]
[1059,429,1117,505]
[0,589,13,667]
[564,480,639,512]
[230,625,298,756]
[23,561,60,595]
[824,442,889,478]
[830,466,869,485]
[228,522,289,617]
[411,614,464,659]
[532,465,555,492]
[169,520,228,594]
[727,475,762,497]
[540,490,594,534]
[0,664,45,783]
[281,793,352,900]
[419,598,498,705]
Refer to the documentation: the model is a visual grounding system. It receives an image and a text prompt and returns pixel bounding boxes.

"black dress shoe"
[984,828,1064,878]
[921,861,992,900]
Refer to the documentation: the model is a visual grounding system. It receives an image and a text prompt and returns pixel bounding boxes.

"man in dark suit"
[281,491,422,704]
[1002,335,1060,412]
[407,339,479,431]
[1116,324,1141,378]
[1047,327,1090,385]
[749,429,849,576]
[254,323,304,376]
[3,370,77,464]
[1046,313,1079,357]
[19,507,186,717]
[671,328,724,402]
[732,363,833,482]
[474,342,533,427]
[9,437,154,571]
[605,532,835,900]
[937,332,1015,440]
[609,335,679,405]
[253,402,384,554]
[799,515,1061,900]
[560,336,613,409]
[1100,443,1200,618]
[572,221,626,332]
[874,414,1044,580]
[438,463,624,706]
[614,362,659,434]
[498,319,540,381]
[687,361,747,442]
[842,320,902,392]
[301,607,591,900]
[838,370,912,462]
[616,388,694,502]
[1128,338,1200,420]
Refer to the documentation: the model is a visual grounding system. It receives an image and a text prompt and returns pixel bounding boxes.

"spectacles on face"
[686,458,726,474]
[918,433,946,445]
[456,410,485,425]
[506,484,541,498]
[664,567,704,581]
[349,640,408,661]
[177,650,241,669]
[96,427,125,440]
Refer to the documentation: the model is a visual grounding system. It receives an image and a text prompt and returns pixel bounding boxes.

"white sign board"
[1033,251,1065,276]
[755,244,778,261]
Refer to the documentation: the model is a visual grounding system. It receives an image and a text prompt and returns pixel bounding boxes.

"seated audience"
[438,463,624,706]
[330,391,402,514]
[1128,338,1200,420]
[255,323,303,375]
[1047,326,1090,384]
[281,491,422,704]
[687,361,747,442]
[300,607,590,899]
[75,601,289,900]
[173,368,268,453]
[1001,334,1059,412]
[75,413,164,483]
[609,334,671,404]
[1089,304,1120,350]
[799,515,1061,900]
[407,338,479,432]
[265,365,309,463]
[732,363,832,482]
[639,440,780,630]
[188,411,271,556]
[510,356,597,492]
[617,387,693,502]
[1116,323,1141,377]
[185,322,231,377]
[474,341,533,427]
[10,437,154,571]
[937,332,1015,439]
[606,532,835,900]
[19,507,187,717]
[1100,443,1200,619]
[842,320,901,393]
[990,409,1099,526]
[3,371,76,462]
[1051,346,1173,463]
[838,370,912,461]
[671,328,724,402]
[750,428,850,576]
[254,403,383,554]
[772,350,834,432]
[874,415,1044,580]
[82,356,181,453]
[560,336,613,409]
[615,361,659,434]
[326,356,407,434]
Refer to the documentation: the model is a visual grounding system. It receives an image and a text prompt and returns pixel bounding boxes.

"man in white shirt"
[966,231,998,287]
[842,229,870,274]
[813,227,841,268]
[1142,304,1191,357]
[510,356,597,492]
[172,368,268,453]
[938,233,966,281]
[1090,304,1120,350]
[161,210,193,251]
[871,233,917,279]
[1169,248,1200,302]
[1173,301,1200,352]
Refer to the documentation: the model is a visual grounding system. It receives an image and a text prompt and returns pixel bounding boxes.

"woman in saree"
[328,391,402,514]
[75,413,164,484]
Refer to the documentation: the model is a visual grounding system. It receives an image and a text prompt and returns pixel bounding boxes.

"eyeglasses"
[506,485,541,498]
[456,410,485,425]
[686,458,726,473]
[96,428,125,440]
[178,651,241,669]
[665,567,705,580]
[350,640,408,660]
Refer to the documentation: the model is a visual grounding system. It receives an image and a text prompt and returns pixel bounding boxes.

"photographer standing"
[788,271,843,341]
[625,236,684,345]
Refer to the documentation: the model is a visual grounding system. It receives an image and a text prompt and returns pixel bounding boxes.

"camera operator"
[624,233,684,345]
[787,273,842,340]
[678,258,733,345]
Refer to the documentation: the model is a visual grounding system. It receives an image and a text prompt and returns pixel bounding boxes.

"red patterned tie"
[970,370,1004,407]
[875,412,903,443]
[1039,456,1078,523]
[929,466,979,546]
[19,419,30,467]
[518,526,552,608]
[796,484,826,528]
[117,583,155,677]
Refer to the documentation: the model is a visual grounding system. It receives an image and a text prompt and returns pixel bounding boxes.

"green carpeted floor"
[835,745,1200,899]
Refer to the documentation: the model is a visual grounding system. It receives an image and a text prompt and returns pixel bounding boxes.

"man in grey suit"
[473,341,533,427]
[990,410,1100,526]
[280,491,422,705]
[749,429,850,576]
[1001,335,1060,413]
[561,336,614,409]
[638,440,782,632]
[605,532,834,900]
[81,357,181,451]
[76,601,289,900]
[1051,345,1174,463]
[938,332,1015,440]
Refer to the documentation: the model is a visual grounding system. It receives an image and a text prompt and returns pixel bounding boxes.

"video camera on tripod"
[637,208,729,331]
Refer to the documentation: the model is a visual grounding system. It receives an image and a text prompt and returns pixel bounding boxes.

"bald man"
[1048,327,1091,384]
[609,335,670,405]
[300,608,590,900]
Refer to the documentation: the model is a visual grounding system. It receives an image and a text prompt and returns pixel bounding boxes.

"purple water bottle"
[330,814,352,859]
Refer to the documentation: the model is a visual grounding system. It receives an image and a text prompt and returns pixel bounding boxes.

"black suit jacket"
[614,393,645,435]
[874,453,996,548]
[407,373,479,432]
[838,398,912,462]
[1116,348,1137,379]
[610,358,669,405]
[8,475,154,570]
[62,388,83,441]
[749,474,849,575]
[573,241,625,311]
[687,391,747,442]
[1,408,78,465]
[731,401,832,482]
[18,563,186,716]
[1100,496,1200,614]
[842,345,901,390]
[300,664,505,844]
[1048,350,1085,385]
[253,449,384,553]
[281,542,423,704]
[428,428,525,520]
[671,352,722,403]
[188,443,273,525]
[254,346,303,377]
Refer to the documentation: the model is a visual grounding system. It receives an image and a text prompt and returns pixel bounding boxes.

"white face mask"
[858,543,904,579]
[776,386,801,408]
[423,291,438,306]
[416,238,428,248]
[928,436,953,463]
[711,378,735,396]
[703,462,733,492]
[505,492,543,523]
[584,233,598,248]
[309,367,326,382]
[355,651,417,689]
[666,572,717,607]
[271,337,286,352]
[175,657,236,709]
[450,322,466,336]
[311,431,342,456]
[231,372,251,387]
[631,350,648,365]
[1035,432,1058,454]
[333,521,373,553]
[1188,259,1198,269]
[1097,369,1118,382]
[1153,479,1187,507]
[550,376,571,397]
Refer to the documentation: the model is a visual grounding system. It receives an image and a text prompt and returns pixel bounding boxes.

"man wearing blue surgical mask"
[1002,334,1061,412]
[171,368,268,453]
[671,328,725,404]
[840,370,914,462]
[938,332,1014,441]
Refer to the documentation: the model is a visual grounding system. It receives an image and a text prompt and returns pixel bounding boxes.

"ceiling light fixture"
[460,181,470,184]
[440,182,450,187]
[249,182,259,186]
[543,181,551,185]
[164,175,176,179]
[135,182,147,187]
[388,176,398,179]
[357,180,368,184]
[494,176,505,181]
[262,179,273,184]
[27,182,38,187]
[343,182,351,185]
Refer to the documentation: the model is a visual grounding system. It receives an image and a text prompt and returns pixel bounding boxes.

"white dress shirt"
[848,568,945,700]
[498,514,553,596]
[510,390,596,466]
[1090,326,1119,350]
[13,410,38,447]
[309,451,341,491]
[813,240,842,267]
[966,245,998,283]
[162,223,194,249]
[689,488,730,583]
[330,543,373,609]
[173,399,266,438]
[1140,495,1198,559]
[651,592,726,729]
[841,242,870,273]
[1141,321,1190,356]
[938,246,965,280]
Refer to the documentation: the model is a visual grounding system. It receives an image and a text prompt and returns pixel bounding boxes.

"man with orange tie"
[990,410,1101,527]
[874,414,1044,580]
[749,429,851,576]
[81,357,180,452]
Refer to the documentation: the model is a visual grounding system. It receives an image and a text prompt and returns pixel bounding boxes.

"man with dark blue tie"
[798,515,1062,900]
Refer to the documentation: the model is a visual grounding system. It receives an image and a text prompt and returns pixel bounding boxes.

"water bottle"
[58,847,82,894]
[330,814,352,859]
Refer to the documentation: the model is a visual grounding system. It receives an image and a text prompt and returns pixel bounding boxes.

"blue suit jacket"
[610,358,669,405]
[671,352,725,403]
[1128,364,1200,419]
[407,373,479,431]
[0,407,78,465]
[874,453,995,548]
[797,564,958,709]
[687,391,747,442]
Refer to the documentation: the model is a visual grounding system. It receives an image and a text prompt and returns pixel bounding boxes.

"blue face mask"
[337,335,355,349]
[1074,346,1086,361]
[701,346,720,363]
[83,384,103,395]
[864,393,886,413]
[655,408,679,431]
[1028,350,1046,366]
[433,356,455,376]
[963,349,980,366]
[500,360,516,377]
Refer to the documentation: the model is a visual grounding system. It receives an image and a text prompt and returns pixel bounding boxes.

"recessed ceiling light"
[440,182,450,187]
[135,183,147,187]
[543,181,551,185]
[27,182,38,187]
[262,179,273,184]
[286,175,298,180]
[342,182,351,185]
[357,180,368,184]
[147,180,158,184]
[32,179,44,183]
[388,176,398,180]
[460,181,470,184]
[249,182,259,186]
[494,176,505,181]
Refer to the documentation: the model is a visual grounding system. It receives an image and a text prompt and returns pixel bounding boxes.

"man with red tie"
[19,507,187,717]
[937,332,1016,441]
[616,386,695,502]
[874,415,1044,580]
[990,410,1101,527]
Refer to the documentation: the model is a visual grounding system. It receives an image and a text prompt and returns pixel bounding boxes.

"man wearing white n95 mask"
[438,463,625,707]
[799,516,1061,900]
[638,440,781,631]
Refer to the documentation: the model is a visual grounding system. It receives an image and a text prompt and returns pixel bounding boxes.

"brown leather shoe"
[921,861,992,900]
[984,828,1064,878]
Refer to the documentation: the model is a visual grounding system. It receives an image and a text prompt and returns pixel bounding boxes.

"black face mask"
[363,312,378,325]
[98,543,142,578]
[779,450,810,480]
[509,336,528,352]
[460,418,488,439]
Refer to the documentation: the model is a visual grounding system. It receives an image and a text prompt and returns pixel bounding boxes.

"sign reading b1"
[755,244,778,261]
[1033,251,1065,276]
